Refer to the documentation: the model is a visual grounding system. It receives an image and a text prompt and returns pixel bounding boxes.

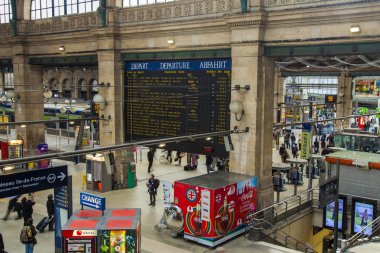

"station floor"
[0,132,314,253]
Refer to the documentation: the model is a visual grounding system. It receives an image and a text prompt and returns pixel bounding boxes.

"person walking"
[279,144,287,163]
[314,138,320,154]
[284,132,290,149]
[0,232,7,253]
[21,195,35,225]
[206,155,213,174]
[146,174,159,206]
[166,150,173,163]
[46,194,55,231]
[291,143,298,158]
[147,148,154,173]
[290,132,296,147]
[21,218,37,253]
[2,195,21,221]
[174,151,183,166]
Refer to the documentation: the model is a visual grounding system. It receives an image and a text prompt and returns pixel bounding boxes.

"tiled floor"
[0,132,313,253]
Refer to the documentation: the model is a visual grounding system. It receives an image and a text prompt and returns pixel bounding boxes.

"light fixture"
[58,46,65,51]
[5,90,20,103]
[306,65,310,68]
[60,107,67,114]
[43,88,53,102]
[20,124,26,128]
[350,25,360,33]
[229,100,244,121]
[93,94,107,110]
[167,39,175,45]
[206,137,212,141]
[159,143,166,148]
[69,121,75,125]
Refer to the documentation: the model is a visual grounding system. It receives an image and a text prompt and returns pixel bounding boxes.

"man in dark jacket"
[314,138,320,154]
[206,155,213,174]
[2,195,21,221]
[21,195,35,225]
[46,194,55,231]
[146,174,158,206]
[147,148,154,173]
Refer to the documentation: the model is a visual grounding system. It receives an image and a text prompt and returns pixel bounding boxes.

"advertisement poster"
[300,123,311,159]
[354,79,380,97]
[163,182,172,209]
[100,230,137,253]
[353,202,374,235]
[201,190,211,222]
[324,199,343,229]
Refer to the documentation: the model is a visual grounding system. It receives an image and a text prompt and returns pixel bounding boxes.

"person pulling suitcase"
[46,194,55,231]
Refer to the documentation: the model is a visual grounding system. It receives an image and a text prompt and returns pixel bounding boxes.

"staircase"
[246,188,319,253]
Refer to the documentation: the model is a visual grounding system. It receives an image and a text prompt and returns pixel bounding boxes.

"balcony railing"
[264,0,380,11]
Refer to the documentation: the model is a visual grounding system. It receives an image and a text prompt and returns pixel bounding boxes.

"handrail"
[341,216,380,251]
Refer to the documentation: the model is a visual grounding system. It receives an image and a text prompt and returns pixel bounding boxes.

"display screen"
[323,197,346,231]
[125,59,231,156]
[352,199,377,235]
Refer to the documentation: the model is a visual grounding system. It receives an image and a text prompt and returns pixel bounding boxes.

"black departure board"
[125,59,231,156]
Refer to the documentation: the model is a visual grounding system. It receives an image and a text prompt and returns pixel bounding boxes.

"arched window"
[49,78,58,90]
[123,0,175,7]
[0,0,11,24]
[31,0,100,20]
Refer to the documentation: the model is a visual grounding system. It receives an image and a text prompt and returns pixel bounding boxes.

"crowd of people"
[1,193,55,253]
[279,130,335,163]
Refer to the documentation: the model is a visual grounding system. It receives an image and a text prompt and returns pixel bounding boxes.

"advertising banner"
[300,123,311,160]
[354,79,380,97]
[163,182,171,209]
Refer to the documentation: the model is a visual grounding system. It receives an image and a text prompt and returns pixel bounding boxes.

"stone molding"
[264,0,380,10]
[0,24,11,38]
[27,12,100,34]
[118,0,235,24]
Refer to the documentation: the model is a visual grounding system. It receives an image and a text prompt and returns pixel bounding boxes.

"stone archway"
[78,78,88,100]
[62,78,72,98]
[89,79,99,99]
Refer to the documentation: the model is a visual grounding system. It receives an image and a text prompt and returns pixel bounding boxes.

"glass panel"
[0,0,11,23]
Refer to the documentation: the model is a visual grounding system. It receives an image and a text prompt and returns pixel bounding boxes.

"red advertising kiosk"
[174,171,258,246]
[62,209,141,253]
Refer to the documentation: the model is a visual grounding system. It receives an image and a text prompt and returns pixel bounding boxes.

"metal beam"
[274,113,376,128]
[265,42,380,57]
[0,117,100,126]
[122,49,231,61]
[0,130,241,166]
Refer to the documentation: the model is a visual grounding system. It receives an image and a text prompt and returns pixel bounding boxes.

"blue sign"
[285,96,291,103]
[0,165,68,198]
[80,192,106,211]
[54,176,72,251]
[302,123,311,132]
[125,59,231,71]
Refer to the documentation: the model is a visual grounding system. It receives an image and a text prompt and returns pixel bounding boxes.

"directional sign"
[80,192,106,211]
[0,165,68,198]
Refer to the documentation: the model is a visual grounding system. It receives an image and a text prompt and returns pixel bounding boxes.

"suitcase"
[184,164,192,171]
[36,216,51,232]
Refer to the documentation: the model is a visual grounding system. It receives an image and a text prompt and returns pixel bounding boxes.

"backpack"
[20,226,31,244]
[154,179,160,189]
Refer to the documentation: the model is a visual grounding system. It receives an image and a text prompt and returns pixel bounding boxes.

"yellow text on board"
[300,131,310,159]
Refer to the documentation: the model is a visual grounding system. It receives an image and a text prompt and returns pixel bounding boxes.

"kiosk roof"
[176,171,253,189]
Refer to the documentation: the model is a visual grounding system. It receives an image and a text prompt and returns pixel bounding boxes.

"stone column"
[336,71,353,129]
[97,29,131,188]
[12,55,45,156]
[229,43,275,209]
[273,69,285,124]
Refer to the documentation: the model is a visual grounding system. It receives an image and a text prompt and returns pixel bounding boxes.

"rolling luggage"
[36,216,51,232]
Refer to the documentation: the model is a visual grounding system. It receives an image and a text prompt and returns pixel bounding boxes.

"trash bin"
[127,162,137,188]
[323,235,334,253]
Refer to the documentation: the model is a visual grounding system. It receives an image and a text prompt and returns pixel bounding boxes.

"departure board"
[125,59,231,156]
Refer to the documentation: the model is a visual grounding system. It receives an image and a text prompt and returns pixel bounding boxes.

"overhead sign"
[325,95,337,104]
[300,123,311,160]
[319,178,338,208]
[54,176,73,251]
[80,192,106,211]
[0,165,68,198]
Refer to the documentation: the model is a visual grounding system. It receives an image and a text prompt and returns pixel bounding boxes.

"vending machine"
[8,140,23,159]
[62,209,141,253]
[37,143,49,168]
[174,171,258,247]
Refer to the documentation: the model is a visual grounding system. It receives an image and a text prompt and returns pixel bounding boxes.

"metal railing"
[341,216,380,251]
[246,188,319,252]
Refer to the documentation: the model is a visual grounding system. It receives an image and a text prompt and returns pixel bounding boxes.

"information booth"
[62,209,141,253]
[174,171,257,247]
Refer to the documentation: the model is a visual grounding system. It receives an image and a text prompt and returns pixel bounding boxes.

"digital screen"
[352,201,376,235]
[125,59,231,156]
[324,198,345,230]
